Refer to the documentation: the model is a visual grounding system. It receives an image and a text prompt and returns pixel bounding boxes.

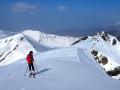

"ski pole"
[34,62,39,72]
[24,65,28,76]
[33,61,40,75]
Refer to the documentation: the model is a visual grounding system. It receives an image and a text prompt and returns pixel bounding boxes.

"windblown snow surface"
[0,30,120,90]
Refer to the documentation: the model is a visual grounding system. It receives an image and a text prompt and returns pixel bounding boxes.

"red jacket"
[26,54,34,64]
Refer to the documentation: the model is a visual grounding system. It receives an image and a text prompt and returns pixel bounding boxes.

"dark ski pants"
[28,63,35,71]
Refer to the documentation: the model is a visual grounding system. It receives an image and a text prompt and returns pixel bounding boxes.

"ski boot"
[29,71,33,78]
[33,71,35,78]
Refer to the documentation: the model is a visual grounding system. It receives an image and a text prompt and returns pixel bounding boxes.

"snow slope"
[0,34,36,66]
[1,30,120,79]
[0,30,78,66]
[0,30,120,90]
[23,30,78,48]
[72,31,120,79]
[0,47,120,90]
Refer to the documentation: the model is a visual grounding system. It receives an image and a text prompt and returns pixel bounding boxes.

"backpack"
[26,54,32,64]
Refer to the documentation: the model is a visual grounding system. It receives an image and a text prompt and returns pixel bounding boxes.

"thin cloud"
[11,3,37,13]
[58,5,67,11]
[113,22,120,25]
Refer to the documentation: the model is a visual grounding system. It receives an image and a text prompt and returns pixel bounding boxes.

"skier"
[26,51,35,78]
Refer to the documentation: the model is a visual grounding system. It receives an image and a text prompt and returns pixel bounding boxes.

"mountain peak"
[0,33,36,66]
[0,30,78,65]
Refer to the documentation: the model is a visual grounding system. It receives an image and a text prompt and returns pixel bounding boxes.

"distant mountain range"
[90,24,120,41]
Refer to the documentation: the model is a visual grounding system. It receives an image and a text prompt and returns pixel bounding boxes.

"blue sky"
[0,0,120,35]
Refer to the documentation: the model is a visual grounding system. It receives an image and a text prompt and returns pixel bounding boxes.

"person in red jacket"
[26,51,35,77]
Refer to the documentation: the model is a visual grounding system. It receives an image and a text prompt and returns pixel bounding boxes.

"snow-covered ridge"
[1,30,120,79]
[23,30,78,48]
[0,30,78,66]
[0,33,36,66]
[0,46,120,90]
[0,30,120,89]
[72,31,120,79]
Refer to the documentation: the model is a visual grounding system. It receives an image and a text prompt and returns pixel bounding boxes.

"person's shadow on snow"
[35,68,52,75]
